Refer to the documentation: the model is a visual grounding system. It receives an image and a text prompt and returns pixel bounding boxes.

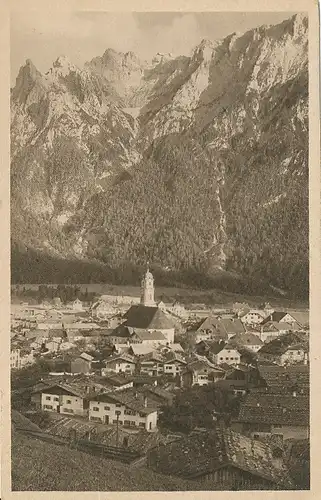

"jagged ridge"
[10,13,309,298]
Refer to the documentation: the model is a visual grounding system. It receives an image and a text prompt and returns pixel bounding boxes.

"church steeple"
[140,262,155,306]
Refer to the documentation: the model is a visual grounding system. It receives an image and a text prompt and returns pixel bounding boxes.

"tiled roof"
[133,330,166,341]
[109,324,132,338]
[105,353,136,364]
[262,321,294,332]
[289,312,309,327]
[91,388,157,415]
[124,305,175,330]
[258,364,309,389]
[230,333,263,346]
[258,332,308,355]
[149,427,293,487]
[163,351,186,365]
[130,344,154,356]
[139,351,164,363]
[262,312,287,323]
[236,392,309,426]
[11,410,42,433]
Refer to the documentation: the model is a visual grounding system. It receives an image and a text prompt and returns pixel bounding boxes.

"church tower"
[140,264,156,307]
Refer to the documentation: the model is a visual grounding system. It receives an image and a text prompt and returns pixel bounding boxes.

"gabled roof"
[139,351,164,363]
[124,305,175,330]
[150,427,293,487]
[163,351,186,365]
[262,312,287,324]
[90,388,157,415]
[289,311,309,327]
[240,309,266,318]
[11,410,42,433]
[108,324,132,338]
[236,392,309,426]
[230,332,263,346]
[130,344,154,356]
[259,333,308,355]
[105,353,136,365]
[258,364,309,390]
[132,330,166,341]
[262,321,294,332]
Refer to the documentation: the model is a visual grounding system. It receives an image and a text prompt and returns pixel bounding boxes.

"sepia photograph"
[5,2,318,494]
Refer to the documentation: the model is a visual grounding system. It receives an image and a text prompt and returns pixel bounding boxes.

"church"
[114,267,176,344]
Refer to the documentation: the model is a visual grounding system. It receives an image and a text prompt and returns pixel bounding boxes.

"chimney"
[144,395,148,408]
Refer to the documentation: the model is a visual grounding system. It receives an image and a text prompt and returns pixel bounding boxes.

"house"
[32,383,89,417]
[65,323,100,342]
[71,298,84,311]
[207,341,241,366]
[138,385,175,408]
[131,329,168,346]
[147,427,293,490]
[70,357,92,375]
[102,354,137,375]
[90,299,116,319]
[229,332,263,353]
[259,322,294,343]
[138,352,165,377]
[181,358,225,388]
[192,317,245,343]
[262,311,309,329]
[240,310,267,325]
[162,351,187,376]
[10,349,21,369]
[165,301,187,319]
[104,324,134,344]
[258,333,309,366]
[231,391,309,440]
[191,316,228,343]
[89,389,158,431]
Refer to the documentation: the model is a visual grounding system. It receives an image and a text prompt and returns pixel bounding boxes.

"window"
[64,408,74,413]
[130,421,136,426]
[45,396,51,400]
[90,416,102,422]
[124,420,131,426]
[54,397,59,402]
[104,406,110,411]
[124,409,136,416]
[139,422,145,428]
[116,404,122,408]
[44,405,52,409]
[220,357,223,360]
[92,407,99,412]
[230,357,233,360]
[66,399,72,404]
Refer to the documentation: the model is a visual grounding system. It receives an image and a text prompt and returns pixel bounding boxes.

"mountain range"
[10,13,309,298]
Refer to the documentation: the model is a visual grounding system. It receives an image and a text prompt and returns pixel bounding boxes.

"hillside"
[11,431,204,491]
[10,14,309,298]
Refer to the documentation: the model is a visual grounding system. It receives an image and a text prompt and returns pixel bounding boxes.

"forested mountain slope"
[11,14,308,297]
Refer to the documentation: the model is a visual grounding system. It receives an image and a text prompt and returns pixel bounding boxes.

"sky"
[11,11,297,84]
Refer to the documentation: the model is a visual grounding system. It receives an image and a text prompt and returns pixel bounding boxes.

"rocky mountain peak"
[10,14,309,298]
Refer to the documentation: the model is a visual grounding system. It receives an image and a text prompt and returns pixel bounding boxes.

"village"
[11,267,309,491]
